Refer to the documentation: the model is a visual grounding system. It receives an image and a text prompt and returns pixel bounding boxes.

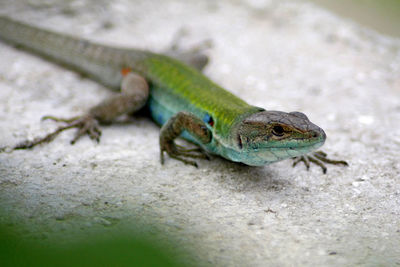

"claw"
[308,156,327,174]
[313,151,348,166]
[169,153,198,167]
[293,156,310,170]
[70,116,101,144]
[42,115,80,123]
[292,151,348,174]
[160,141,209,167]
[9,114,102,151]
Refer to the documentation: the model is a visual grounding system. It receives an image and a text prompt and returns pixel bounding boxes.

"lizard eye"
[272,125,284,136]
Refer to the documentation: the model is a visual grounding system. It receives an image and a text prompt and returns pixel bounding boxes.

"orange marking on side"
[121,67,132,76]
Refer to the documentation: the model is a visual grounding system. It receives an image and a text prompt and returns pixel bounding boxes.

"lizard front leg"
[292,151,348,174]
[160,111,212,167]
[7,71,149,151]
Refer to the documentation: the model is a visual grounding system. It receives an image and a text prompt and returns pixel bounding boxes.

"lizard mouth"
[276,127,326,150]
[279,138,325,150]
[241,137,325,166]
[259,135,326,150]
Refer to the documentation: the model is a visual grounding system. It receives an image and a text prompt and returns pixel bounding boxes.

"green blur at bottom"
[0,225,186,267]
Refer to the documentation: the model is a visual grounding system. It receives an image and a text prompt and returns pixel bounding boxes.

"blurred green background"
[305,0,400,37]
[0,222,187,267]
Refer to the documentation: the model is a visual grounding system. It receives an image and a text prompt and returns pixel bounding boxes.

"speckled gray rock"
[0,0,399,266]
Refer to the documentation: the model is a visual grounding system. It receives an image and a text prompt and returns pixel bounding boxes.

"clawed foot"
[8,114,101,151]
[292,151,348,174]
[169,28,213,53]
[166,28,212,71]
[160,142,210,167]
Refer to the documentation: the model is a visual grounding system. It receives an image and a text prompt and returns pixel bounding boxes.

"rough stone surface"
[0,0,399,266]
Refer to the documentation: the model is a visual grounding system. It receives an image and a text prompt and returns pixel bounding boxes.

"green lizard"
[0,16,347,173]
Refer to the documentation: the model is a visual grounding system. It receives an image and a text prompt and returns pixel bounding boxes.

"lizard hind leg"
[6,72,149,151]
[165,28,212,72]
[160,111,212,167]
[12,114,101,150]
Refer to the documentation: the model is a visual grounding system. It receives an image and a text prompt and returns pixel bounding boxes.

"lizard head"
[232,110,326,166]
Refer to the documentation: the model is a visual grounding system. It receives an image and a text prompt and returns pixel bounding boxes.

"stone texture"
[0,0,399,266]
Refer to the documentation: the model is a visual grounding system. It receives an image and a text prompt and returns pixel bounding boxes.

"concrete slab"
[1,0,399,266]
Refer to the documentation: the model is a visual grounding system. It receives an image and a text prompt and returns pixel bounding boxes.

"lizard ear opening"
[237,134,243,149]
[203,113,214,127]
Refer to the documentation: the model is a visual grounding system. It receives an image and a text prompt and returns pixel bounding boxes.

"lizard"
[0,16,347,173]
